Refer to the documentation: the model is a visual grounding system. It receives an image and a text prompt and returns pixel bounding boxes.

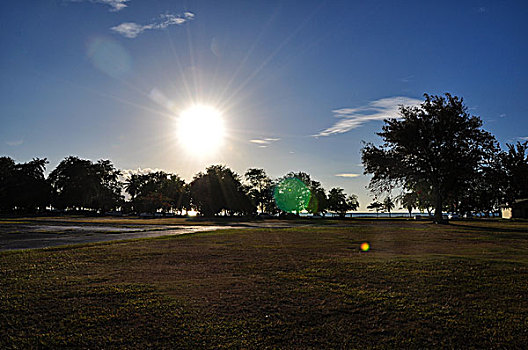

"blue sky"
[1,0,527,210]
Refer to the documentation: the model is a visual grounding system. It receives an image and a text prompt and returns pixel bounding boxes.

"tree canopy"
[125,171,189,214]
[244,168,275,214]
[190,165,255,216]
[502,141,528,205]
[362,93,497,222]
[48,156,122,212]
[0,157,50,213]
[327,187,359,217]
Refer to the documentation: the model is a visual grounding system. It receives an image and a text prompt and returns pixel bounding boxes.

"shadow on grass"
[450,222,528,238]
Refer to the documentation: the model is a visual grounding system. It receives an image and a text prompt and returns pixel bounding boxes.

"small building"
[501,199,528,219]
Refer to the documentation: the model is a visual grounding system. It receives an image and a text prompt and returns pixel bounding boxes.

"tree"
[367,201,384,218]
[190,165,255,216]
[307,180,328,215]
[0,157,50,213]
[361,93,497,223]
[327,187,358,217]
[92,160,123,213]
[125,171,189,214]
[125,174,141,202]
[163,175,190,213]
[281,172,328,215]
[456,145,504,217]
[347,194,360,212]
[49,156,122,212]
[502,141,528,205]
[244,168,275,214]
[0,157,16,213]
[398,192,417,218]
[383,196,395,218]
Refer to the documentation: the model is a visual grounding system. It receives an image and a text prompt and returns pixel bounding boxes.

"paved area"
[0,224,235,251]
[0,220,313,251]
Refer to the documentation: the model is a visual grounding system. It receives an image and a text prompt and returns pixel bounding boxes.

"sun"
[177,105,225,155]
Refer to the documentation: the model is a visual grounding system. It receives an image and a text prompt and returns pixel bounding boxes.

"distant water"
[300,212,500,218]
[300,212,422,218]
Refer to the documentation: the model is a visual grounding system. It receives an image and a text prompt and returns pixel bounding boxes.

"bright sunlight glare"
[177,105,225,156]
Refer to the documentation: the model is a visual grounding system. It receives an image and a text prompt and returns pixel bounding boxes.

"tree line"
[0,157,359,217]
[2,93,527,220]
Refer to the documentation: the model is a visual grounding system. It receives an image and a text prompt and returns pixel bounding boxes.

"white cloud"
[314,96,422,137]
[121,167,165,179]
[249,138,280,148]
[70,0,129,12]
[111,12,195,38]
[98,0,128,11]
[519,137,528,141]
[111,22,145,38]
[5,139,23,146]
[335,173,360,178]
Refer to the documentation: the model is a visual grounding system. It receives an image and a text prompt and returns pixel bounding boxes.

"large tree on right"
[361,93,497,223]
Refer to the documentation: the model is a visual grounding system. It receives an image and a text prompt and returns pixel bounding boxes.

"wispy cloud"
[249,138,280,148]
[314,96,422,137]
[335,173,360,178]
[401,75,414,83]
[5,139,23,146]
[70,0,130,12]
[519,137,528,141]
[111,12,195,38]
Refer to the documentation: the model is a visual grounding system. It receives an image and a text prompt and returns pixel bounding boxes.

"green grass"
[1,220,528,348]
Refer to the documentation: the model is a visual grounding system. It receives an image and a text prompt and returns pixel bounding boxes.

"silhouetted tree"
[125,171,188,214]
[347,194,360,211]
[244,168,275,214]
[398,192,418,218]
[0,157,15,213]
[502,141,528,205]
[125,174,141,202]
[383,196,395,218]
[0,157,50,213]
[367,201,384,218]
[282,172,328,215]
[327,187,358,217]
[455,144,504,217]
[49,156,122,212]
[307,180,328,215]
[191,165,255,216]
[362,93,497,223]
[92,160,123,212]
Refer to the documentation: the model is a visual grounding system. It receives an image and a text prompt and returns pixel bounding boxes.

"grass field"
[1,219,528,348]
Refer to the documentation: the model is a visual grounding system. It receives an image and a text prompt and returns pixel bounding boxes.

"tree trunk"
[434,192,447,224]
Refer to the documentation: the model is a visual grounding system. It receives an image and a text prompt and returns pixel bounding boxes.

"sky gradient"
[1,0,527,210]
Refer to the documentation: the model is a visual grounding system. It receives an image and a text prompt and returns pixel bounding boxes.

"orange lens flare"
[360,242,370,252]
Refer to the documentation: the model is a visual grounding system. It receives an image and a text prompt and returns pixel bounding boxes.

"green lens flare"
[273,178,311,213]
